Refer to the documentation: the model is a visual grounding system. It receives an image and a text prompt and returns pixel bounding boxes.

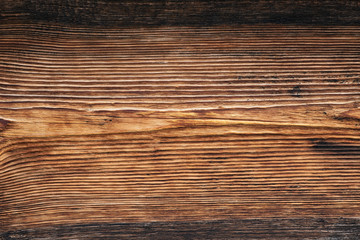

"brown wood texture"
[1,0,360,239]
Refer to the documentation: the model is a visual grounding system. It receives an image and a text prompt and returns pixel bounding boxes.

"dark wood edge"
[1,0,360,26]
[2,218,360,239]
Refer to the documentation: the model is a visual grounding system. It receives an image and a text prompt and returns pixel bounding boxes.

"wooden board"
[1,0,360,239]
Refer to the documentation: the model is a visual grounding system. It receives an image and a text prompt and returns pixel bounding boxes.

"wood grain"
[3,218,360,240]
[1,0,360,238]
[2,0,360,26]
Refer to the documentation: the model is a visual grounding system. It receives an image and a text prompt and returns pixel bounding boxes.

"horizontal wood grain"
[1,23,360,111]
[1,0,360,235]
[1,22,360,236]
[2,0,360,26]
[2,218,360,239]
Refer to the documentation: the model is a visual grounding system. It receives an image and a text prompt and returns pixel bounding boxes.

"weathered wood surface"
[3,218,360,240]
[2,0,360,25]
[1,0,360,239]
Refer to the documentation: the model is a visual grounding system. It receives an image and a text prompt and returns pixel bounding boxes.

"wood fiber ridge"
[1,0,360,239]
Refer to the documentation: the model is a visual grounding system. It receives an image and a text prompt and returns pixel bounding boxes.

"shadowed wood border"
[2,218,360,239]
[1,0,360,26]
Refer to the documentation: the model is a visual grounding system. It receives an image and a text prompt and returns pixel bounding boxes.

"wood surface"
[1,0,360,239]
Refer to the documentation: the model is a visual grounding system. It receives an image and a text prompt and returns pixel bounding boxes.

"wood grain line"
[1,18,360,236]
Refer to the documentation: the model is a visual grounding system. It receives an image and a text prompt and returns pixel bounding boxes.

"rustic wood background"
[1,0,360,239]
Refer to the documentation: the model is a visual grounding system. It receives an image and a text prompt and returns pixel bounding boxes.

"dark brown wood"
[1,0,360,239]
[2,0,360,26]
[2,218,360,239]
